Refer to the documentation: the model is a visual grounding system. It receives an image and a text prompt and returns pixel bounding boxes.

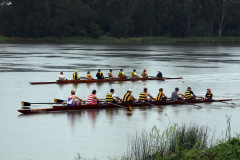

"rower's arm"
[163,93,168,99]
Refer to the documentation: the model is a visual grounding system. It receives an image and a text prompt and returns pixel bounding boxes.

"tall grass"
[125,115,240,160]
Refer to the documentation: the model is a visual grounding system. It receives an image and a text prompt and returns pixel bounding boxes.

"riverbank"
[1,35,240,44]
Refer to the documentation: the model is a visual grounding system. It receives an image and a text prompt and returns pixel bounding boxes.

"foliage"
[1,0,240,38]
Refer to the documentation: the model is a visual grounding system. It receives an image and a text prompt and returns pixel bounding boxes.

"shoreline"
[1,36,240,44]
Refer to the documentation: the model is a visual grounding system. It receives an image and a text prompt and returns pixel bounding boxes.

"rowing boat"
[17,98,231,114]
[29,77,182,85]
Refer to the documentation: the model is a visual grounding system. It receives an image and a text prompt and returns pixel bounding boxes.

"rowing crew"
[59,69,163,81]
[66,87,213,106]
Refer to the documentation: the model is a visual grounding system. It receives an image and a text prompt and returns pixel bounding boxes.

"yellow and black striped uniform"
[206,93,212,99]
[73,73,78,80]
[139,92,147,101]
[122,92,131,103]
[106,93,113,102]
[156,92,163,101]
[185,90,192,100]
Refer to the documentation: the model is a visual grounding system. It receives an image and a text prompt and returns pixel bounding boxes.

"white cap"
[128,89,132,92]
[158,70,161,72]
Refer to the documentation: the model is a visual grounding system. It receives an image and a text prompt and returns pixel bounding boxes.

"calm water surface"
[0,43,240,160]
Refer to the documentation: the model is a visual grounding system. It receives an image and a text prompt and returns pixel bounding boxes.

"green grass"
[1,35,240,44]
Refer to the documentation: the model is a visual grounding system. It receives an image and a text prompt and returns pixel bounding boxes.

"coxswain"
[87,90,101,105]
[156,88,169,101]
[205,88,212,100]
[141,69,148,78]
[131,69,139,78]
[171,87,185,101]
[108,69,115,79]
[139,88,155,102]
[73,71,80,80]
[67,90,85,106]
[122,89,137,103]
[96,69,104,79]
[59,71,67,81]
[185,87,197,100]
[86,71,94,80]
[106,89,121,103]
[156,70,162,78]
[118,69,127,79]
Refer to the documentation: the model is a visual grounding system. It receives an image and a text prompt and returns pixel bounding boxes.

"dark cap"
[110,69,112,71]
[98,69,101,71]
[175,87,179,91]
[120,69,123,71]
[133,69,136,71]
[110,89,114,92]
[187,87,191,89]
[71,90,75,94]
[159,88,163,91]
[144,87,148,91]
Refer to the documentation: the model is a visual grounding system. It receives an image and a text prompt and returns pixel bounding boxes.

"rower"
[87,90,101,105]
[73,71,80,80]
[108,69,115,79]
[86,71,94,80]
[156,70,162,78]
[185,87,197,100]
[106,89,121,103]
[118,69,127,79]
[59,71,67,81]
[156,88,169,101]
[139,88,154,102]
[171,87,185,101]
[131,69,139,78]
[141,69,148,78]
[205,88,212,100]
[122,89,137,103]
[67,90,85,106]
[96,69,104,79]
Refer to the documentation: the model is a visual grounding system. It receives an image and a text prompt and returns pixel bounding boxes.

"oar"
[170,98,202,108]
[54,98,106,103]
[21,101,60,106]
[199,97,235,105]
[108,102,133,112]
[142,101,163,109]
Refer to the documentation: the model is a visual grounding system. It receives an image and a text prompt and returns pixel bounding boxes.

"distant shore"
[1,35,240,44]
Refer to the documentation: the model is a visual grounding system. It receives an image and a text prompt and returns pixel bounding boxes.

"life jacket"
[87,94,97,105]
[139,92,147,100]
[86,74,92,79]
[131,72,136,77]
[185,90,192,100]
[206,93,212,99]
[118,72,124,78]
[156,92,163,101]
[108,73,112,78]
[142,72,147,78]
[73,73,80,80]
[106,93,113,102]
[122,92,131,103]
[171,91,178,100]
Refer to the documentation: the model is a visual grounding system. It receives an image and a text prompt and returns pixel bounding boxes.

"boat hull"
[29,77,182,85]
[18,99,232,114]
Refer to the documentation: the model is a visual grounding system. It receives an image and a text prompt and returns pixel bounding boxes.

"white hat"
[128,89,132,92]
[158,70,161,72]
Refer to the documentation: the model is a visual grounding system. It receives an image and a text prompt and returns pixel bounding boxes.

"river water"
[0,43,240,160]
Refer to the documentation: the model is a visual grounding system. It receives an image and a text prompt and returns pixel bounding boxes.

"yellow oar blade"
[21,101,31,106]
[128,106,133,112]
[21,101,24,106]
[54,98,57,103]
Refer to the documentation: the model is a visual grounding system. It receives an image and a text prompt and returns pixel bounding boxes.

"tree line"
[0,0,240,38]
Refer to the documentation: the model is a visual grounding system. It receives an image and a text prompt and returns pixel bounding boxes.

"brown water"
[0,43,240,159]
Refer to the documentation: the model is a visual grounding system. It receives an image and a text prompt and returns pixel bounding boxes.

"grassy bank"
[1,35,240,44]
[75,116,240,160]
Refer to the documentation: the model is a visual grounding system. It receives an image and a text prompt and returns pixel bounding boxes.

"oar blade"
[54,98,64,103]
[21,101,31,106]
[128,106,133,112]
